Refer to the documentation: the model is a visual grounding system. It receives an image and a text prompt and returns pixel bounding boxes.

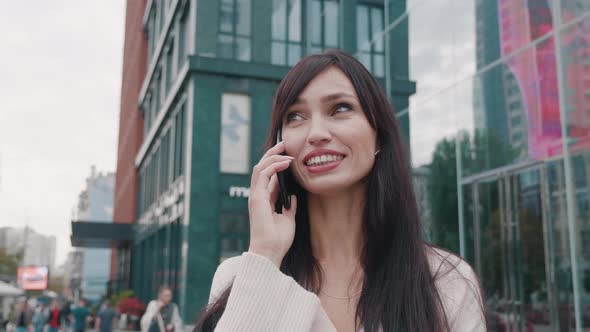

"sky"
[0,1,125,266]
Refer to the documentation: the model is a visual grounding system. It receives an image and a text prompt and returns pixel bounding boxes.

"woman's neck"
[308,183,366,268]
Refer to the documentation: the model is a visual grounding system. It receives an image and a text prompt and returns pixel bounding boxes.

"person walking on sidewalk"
[46,301,61,332]
[140,287,183,332]
[70,300,90,332]
[94,301,116,332]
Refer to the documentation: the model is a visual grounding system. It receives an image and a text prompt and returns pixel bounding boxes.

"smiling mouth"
[305,154,345,167]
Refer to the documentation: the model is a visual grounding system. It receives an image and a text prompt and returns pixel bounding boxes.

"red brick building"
[110,0,147,285]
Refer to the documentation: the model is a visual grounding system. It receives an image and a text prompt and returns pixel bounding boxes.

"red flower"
[118,297,146,316]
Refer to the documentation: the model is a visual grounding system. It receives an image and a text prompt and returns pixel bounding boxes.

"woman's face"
[281,66,378,195]
[159,289,172,304]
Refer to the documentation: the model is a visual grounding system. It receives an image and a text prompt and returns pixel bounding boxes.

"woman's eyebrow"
[292,92,356,106]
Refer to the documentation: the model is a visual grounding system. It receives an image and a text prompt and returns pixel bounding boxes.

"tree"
[426,129,519,255]
[0,248,18,277]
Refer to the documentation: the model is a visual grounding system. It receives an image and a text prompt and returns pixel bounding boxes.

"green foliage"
[0,249,18,276]
[109,289,135,308]
[426,129,520,254]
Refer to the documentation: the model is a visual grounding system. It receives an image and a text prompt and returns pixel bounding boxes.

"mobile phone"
[276,128,291,210]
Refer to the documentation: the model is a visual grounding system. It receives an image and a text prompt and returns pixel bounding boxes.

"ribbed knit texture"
[209,249,486,331]
[215,252,321,331]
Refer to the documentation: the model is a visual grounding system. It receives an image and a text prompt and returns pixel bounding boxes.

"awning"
[70,220,134,248]
[0,281,23,297]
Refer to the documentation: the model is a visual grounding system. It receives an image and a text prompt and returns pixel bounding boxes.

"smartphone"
[276,128,291,210]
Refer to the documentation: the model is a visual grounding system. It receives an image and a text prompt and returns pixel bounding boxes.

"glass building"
[121,0,590,330]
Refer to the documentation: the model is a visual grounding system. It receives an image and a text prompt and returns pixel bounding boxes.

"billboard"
[17,266,49,290]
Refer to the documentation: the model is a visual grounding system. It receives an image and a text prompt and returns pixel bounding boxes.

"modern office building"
[74,0,590,330]
[410,1,590,330]
[74,167,116,302]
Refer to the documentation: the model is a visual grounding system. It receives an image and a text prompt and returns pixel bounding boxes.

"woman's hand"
[248,141,297,267]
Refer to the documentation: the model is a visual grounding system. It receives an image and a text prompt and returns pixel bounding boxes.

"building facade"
[76,167,115,302]
[114,0,590,330]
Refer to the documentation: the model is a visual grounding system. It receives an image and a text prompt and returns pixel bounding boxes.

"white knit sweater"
[207,247,486,331]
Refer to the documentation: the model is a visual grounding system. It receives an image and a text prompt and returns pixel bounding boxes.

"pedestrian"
[140,287,183,332]
[70,300,90,332]
[45,301,61,332]
[59,302,71,332]
[94,301,116,332]
[10,299,32,332]
[195,49,486,331]
[31,303,47,332]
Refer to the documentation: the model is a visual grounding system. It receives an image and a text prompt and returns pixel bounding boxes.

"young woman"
[196,49,485,331]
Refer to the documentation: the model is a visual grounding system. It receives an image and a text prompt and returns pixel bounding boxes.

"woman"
[196,49,485,331]
[46,301,61,332]
[11,299,32,332]
[31,303,47,332]
[140,287,183,332]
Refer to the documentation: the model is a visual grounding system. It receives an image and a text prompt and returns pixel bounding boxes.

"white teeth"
[306,154,344,166]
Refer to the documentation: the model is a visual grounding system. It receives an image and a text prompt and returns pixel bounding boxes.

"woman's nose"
[306,118,331,145]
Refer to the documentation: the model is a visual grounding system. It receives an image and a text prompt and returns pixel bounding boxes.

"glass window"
[272,42,286,65]
[356,4,385,77]
[220,0,234,33]
[174,106,185,179]
[218,34,234,59]
[288,44,302,66]
[218,0,252,61]
[357,5,369,51]
[310,0,339,52]
[236,37,251,62]
[219,213,249,262]
[272,0,287,40]
[271,0,302,65]
[311,1,321,45]
[324,0,338,47]
[288,0,302,42]
[236,0,251,36]
[220,93,251,174]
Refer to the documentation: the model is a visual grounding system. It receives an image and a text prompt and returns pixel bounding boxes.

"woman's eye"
[286,112,303,122]
[334,103,353,114]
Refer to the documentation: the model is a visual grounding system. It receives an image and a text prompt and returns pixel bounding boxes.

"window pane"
[220,94,251,174]
[220,0,234,33]
[357,5,369,51]
[371,7,384,52]
[324,0,339,47]
[311,0,321,45]
[373,54,384,77]
[236,37,251,61]
[310,46,322,54]
[272,0,287,40]
[237,0,251,36]
[359,52,370,71]
[288,0,302,42]
[272,42,286,65]
[218,34,234,59]
[288,43,301,66]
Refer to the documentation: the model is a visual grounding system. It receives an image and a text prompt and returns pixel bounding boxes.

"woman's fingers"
[254,160,292,192]
[251,154,293,188]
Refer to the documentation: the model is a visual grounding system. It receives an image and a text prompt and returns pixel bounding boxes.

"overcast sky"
[0,1,125,266]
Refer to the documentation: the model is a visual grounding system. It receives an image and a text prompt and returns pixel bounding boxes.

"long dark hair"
[196,49,464,331]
